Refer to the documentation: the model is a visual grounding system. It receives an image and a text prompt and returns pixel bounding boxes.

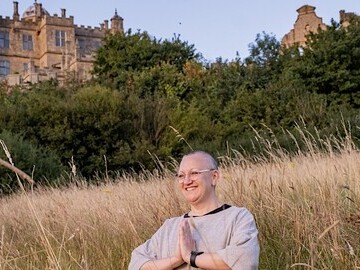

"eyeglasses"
[175,169,215,183]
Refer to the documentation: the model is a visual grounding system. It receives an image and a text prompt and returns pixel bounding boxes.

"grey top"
[128,205,260,270]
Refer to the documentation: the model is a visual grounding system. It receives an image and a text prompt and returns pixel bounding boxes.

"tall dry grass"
[0,130,359,269]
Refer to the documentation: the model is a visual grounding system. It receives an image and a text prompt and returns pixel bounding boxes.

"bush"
[0,130,67,195]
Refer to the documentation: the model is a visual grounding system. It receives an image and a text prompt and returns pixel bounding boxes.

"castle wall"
[282,5,327,48]
[0,2,123,85]
[75,26,105,60]
[1,18,38,74]
[69,59,94,81]
[282,5,359,49]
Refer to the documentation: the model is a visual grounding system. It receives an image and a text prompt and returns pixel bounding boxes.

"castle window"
[78,38,86,57]
[55,30,66,47]
[0,60,10,76]
[23,34,33,50]
[0,31,10,48]
[94,40,101,49]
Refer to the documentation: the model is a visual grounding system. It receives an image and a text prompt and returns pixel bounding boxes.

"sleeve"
[216,208,260,270]
[128,238,157,270]
[129,227,161,270]
[128,219,176,270]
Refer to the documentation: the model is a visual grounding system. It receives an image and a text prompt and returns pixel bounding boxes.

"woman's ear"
[211,170,220,186]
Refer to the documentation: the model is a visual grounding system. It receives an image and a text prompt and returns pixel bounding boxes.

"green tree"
[285,18,360,107]
[0,130,66,195]
[244,32,282,90]
[93,30,199,89]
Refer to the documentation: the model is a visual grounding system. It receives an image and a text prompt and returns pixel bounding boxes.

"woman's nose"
[183,174,192,184]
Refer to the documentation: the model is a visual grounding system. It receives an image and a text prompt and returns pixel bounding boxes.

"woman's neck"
[189,199,221,216]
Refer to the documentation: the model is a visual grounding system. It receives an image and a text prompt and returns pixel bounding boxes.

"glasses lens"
[189,171,201,179]
[175,169,212,183]
[175,173,185,183]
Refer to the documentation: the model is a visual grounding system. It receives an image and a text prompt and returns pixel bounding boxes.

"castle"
[0,1,123,85]
[282,5,359,48]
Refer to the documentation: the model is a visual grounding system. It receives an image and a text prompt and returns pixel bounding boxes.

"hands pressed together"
[139,219,196,270]
[175,219,196,265]
[140,218,232,270]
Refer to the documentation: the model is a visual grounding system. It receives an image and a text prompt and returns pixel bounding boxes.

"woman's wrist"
[171,256,185,268]
[190,251,204,268]
[182,251,192,264]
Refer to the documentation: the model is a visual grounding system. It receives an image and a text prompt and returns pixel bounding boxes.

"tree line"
[0,18,360,194]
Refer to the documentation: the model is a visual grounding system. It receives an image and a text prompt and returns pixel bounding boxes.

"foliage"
[93,30,199,89]
[1,22,360,191]
[244,32,282,89]
[284,17,360,108]
[0,130,66,195]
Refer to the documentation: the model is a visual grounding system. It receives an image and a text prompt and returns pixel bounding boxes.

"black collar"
[184,204,231,218]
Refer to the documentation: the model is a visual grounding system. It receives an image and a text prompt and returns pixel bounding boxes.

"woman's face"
[177,153,218,206]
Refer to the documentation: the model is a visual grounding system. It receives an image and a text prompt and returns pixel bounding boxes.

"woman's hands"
[177,219,231,270]
[178,219,196,264]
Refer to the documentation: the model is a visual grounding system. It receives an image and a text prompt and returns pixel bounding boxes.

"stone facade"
[282,5,359,49]
[339,9,360,28]
[281,5,326,49]
[0,1,123,85]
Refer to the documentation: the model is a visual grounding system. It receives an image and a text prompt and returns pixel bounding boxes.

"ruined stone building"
[0,1,123,85]
[282,5,359,48]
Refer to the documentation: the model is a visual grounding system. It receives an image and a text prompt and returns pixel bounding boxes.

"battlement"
[0,16,14,27]
[0,16,12,22]
[40,15,74,27]
[75,24,103,31]
[0,16,39,30]
[75,24,106,38]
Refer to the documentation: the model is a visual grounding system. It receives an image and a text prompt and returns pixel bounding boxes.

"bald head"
[182,150,218,170]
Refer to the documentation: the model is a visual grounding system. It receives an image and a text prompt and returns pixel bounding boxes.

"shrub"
[0,130,67,195]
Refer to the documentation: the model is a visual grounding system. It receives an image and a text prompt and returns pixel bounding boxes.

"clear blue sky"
[2,1,359,61]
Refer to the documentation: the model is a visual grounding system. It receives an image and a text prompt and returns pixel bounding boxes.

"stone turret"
[110,9,124,33]
[22,0,50,21]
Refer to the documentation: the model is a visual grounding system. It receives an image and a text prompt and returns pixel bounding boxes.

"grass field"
[0,133,359,269]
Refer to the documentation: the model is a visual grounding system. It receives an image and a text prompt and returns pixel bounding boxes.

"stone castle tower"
[282,5,359,49]
[281,5,326,49]
[0,1,123,85]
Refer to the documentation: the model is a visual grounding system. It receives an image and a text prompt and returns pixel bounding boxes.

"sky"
[2,1,360,62]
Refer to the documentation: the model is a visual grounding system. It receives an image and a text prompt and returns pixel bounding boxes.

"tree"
[243,32,282,90]
[0,130,65,195]
[93,30,199,90]
[285,18,360,108]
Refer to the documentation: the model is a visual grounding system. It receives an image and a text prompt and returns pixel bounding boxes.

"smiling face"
[177,152,220,208]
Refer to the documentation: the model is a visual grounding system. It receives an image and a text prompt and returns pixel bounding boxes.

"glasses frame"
[175,169,215,183]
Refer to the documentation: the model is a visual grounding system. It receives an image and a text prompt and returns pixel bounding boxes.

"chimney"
[61,8,66,18]
[13,1,19,21]
[35,2,42,17]
[339,10,345,23]
[104,20,109,30]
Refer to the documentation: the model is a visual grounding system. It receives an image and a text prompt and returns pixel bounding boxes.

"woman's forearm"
[140,257,184,270]
[187,252,231,270]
